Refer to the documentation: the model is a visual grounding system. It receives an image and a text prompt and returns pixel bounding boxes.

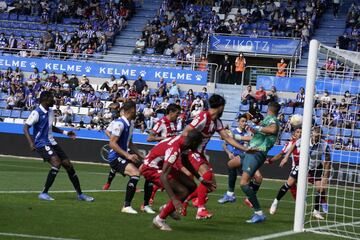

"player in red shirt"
[147,104,181,142]
[267,127,302,215]
[141,130,213,231]
[181,94,250,219]
[143,104,181,208]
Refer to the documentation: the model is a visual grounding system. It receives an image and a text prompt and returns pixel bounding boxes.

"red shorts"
[187,151,212,172]
[140,165,180,188]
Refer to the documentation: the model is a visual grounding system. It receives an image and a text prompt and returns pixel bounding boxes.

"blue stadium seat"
[145,48,155,54]
[0,101,6,108]
[283,107,292,115]
[100,92,109,100]
[10,109,21,118]
[1,109,11,117]
[73,114,81,123]
[314,117,321,126]
[21,111,31,119]
[82,116,92,124]
[0,13,8,20]
[294,108,304,115]
[281,132,291,140]
[239,104,249,112]
[18,15,27,21]
[343,129,352,137]
[353,129,360,138]
[156,97,163,102]
[322,127,329,135]
[261,105,268,113]
[315,109,323,118]
[9,14,17,20]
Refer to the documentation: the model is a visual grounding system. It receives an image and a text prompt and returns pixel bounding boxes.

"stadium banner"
[257,76,359,95]
[0,55,208,85]
[209,35,300,55]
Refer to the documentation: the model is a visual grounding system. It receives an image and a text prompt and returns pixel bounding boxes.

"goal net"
[294,40,360,239]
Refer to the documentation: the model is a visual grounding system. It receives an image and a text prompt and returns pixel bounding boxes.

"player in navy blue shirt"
[23,91,94,202]
[107,101,147,214]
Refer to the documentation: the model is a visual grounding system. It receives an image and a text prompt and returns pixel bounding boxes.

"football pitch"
[0,156,338,240]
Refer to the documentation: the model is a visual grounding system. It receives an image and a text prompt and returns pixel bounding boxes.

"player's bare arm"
[222,143,234,159]
[23,124,35,151]
[109,135,138,162]
[219,128,249,152]
[52,126,76,139]
[279,144,296,167]
[147,132,165,142]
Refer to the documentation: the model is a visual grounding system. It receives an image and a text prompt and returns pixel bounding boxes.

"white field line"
[245,230,297,240]
[0,232,80,240]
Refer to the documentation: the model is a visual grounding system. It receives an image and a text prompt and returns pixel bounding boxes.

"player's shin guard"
[66,167,82,195]
[143,180,153,206]
[276,182,290,201]
[290,185,297,200]
[107,168,116,185]
[228,168,237,192]
[43,167,59,193]
[197,171,213,208]
[159,199,175,219]
[241,184,261,211]
[124,176,139,207]
[249,181,261,193]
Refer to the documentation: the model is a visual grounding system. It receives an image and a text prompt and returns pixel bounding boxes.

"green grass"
[0,156,343,240]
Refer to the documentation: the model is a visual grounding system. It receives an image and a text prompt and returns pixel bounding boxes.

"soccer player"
[107,101,151,214]
[269,127,302,214]
[23,91,94,202]
[102,105,121,190]
[141,130,212,231]
[144,103,181,207]
[147,103,181,142]
[218,114,252,204]
[181,94,250,219]
[240,101,281,223]
[307,126,331,220]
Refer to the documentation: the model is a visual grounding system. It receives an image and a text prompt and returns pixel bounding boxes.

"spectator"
[141,84,150,103]
[190,104,201,118]
[219,54,232,84]
[157,77,167,97]
[157,96,170,114]
[255,86,267,109]
[241,85,256,106]
[266,86,278,103]
[234,52,246,85]
[62,102,74,126]
[333,0,340,19]
[69,74,79,91]
[320,91,331,108]
[198,54,208,71]
[344,137,359,151]
[293,87,305,112]
[134,38,145,54]
[150,94,159,109]
[168,79,179,97]
[276,58,287,77]
[333,134,344,150]
[133,75,146,94]
[191,95,204,111]
[6,93,16,109]
[100,75,118,91]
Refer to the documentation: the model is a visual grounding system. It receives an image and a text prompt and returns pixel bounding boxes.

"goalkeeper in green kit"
[240,101,281,223]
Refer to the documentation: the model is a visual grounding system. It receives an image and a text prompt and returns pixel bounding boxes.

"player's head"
[209,94,226,118]
[311,126,322,143]
[237,114,248,130]
[39,91,55,108]
[166,103,181,121]
[292,126,302,139]
[121,101,136,120]
[267,101,281,116]
[183,129,203,151]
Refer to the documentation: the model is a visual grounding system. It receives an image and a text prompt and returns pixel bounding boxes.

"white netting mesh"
[303,44,360,239]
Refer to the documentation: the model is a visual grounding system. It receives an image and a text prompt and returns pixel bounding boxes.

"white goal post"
[294,39,360,239]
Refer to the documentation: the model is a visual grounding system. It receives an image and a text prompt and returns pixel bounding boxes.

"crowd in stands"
[239,84,360,151]
[337,2,360,51]
[0,0,137,58]
[0,67,210,132]
[135,0,328,57]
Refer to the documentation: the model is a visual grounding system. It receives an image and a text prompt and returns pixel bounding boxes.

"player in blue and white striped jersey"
[23,91,94,202]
